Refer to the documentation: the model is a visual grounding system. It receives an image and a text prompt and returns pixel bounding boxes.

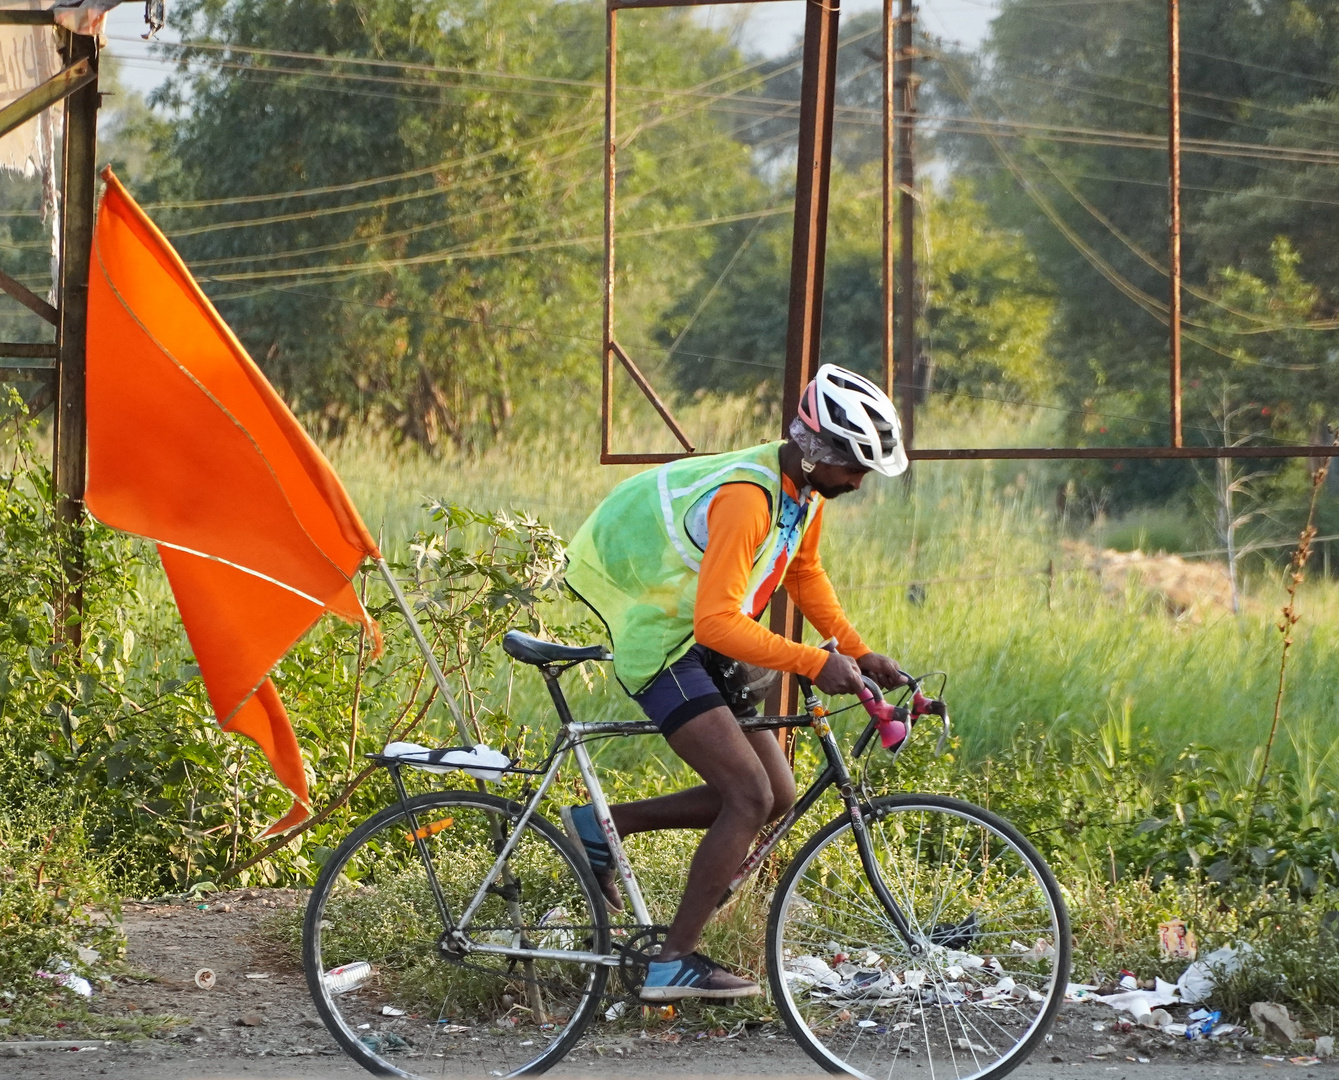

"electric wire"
[121,27,855,211]
[158,46,892,275]
[138,50,817,236]
[196,203,803,283]
[925,25,1339,346]
[177,95,810,271]
[112,26,1339,249]
[974,38,1339,148]
[949,0,1339,95]
[202,283,1273,446]
[932,50,1299,367]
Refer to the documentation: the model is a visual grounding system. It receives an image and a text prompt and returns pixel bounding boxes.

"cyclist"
[562,364,909,1002]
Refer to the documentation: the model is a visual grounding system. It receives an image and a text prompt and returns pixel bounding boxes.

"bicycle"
[303,629,1071,1080]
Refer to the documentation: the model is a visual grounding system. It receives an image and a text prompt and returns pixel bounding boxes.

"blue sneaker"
[640,952,761,1002]
[560,804,624,912]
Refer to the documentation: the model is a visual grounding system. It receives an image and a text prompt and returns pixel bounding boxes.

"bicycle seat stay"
[502,629,611,666]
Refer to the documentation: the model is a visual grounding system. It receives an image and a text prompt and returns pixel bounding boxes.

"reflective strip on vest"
[563,441,821,694]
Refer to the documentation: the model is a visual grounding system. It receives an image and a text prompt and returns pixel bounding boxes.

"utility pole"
[1167,0,1182,448]
[766,0,842,721]
[895,0,917,452]
[53,29,100,649]
[882,0,894,402]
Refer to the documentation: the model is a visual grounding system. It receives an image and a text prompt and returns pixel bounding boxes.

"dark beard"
[811,479,857,498]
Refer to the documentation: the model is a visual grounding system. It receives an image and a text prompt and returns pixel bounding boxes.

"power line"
[202,282,1280,445]
[177,102,808,271]
[123,27,854,211]
[976,36,1339,147]
[972,159,1339,211]
[140,53,823,236]
[197,203,800,283]
[950,0,1339,95]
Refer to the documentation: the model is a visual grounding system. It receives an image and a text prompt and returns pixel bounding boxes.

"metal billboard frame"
[596,0,1339,465]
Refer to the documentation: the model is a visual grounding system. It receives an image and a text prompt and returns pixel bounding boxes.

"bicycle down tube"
[388,682,923,970]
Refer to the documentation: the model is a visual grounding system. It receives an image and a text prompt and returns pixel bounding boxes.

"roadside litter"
[1184,1008,1221,1040]
[1250,1001,1300,1045]
[34,967,93,998]
[193,968,216,989]
[358,1031,409,1054]
[1158,918,1198,960]
[783,946,1048,1011]
[1092,978,1179,1020]
[322,961,373,994]
[1066,983,1100,1002]
[1176,944,1249,1004]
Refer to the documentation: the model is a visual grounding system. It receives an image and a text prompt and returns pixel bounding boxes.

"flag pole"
[376,557,475,748]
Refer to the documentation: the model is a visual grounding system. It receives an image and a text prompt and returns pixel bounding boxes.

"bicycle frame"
[381,661,925,972]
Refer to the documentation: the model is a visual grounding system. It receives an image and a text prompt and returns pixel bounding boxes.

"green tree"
[659,172,1055,405]
[942,0,1339,508]
[143,0,764,449]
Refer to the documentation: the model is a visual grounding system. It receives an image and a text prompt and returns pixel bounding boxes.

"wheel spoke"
[304,793,608,1078]
[771,796,1068,1080]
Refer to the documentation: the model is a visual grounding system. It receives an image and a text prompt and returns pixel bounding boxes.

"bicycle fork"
[802,684,925,958]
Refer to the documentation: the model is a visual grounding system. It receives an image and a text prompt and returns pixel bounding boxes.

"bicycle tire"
[303,789,610,1078]
[767,793,1070,1080]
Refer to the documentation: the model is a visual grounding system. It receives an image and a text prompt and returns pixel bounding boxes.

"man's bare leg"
[616,707,796,961]
[609,725,795,837]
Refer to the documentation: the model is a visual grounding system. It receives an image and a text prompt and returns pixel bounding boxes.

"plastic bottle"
[323,961,373,994]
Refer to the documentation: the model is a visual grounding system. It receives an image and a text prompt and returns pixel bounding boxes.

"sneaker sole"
[639,984,763,1002]
[559,807,624,913]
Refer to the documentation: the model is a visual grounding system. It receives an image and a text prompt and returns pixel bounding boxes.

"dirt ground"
[4,890,1336,1080]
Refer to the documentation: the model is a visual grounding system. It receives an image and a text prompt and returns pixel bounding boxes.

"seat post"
[542,669,578,728]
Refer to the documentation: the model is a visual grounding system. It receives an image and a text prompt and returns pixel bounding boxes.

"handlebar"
[809,672,948,756]
[799,644,949,757]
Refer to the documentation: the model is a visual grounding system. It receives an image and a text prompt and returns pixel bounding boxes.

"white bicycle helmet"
[795,364,909,477]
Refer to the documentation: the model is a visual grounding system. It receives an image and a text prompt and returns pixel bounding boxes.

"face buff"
[789,416,855,470]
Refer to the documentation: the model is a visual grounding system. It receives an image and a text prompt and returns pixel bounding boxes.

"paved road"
[4,1046,1336,1080]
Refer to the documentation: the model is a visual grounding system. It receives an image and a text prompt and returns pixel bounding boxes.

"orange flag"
[85,169,382,837]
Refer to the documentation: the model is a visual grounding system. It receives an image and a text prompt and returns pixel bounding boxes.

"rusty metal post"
[601,3,618,460]
[1168,0,1182,447]
[53,31,99,649]
[895,0,916,452]
[882,0,894,400]
[767,0,843,722]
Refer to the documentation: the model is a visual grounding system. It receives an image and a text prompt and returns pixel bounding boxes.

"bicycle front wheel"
[768,793,1069,1080]
[303,790,609,1078]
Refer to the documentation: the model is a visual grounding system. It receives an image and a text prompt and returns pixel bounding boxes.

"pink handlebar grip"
[857,685,907,750]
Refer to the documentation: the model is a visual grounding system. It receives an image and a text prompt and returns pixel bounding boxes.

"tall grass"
[319,399,1339,1018]
[324,398,1339,794]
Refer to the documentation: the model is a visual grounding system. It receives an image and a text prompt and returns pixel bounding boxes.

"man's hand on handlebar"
[814,651,866,695]
[857,652,909,691]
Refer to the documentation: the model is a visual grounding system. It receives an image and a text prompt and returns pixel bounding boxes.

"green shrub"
[0,798,124,1032]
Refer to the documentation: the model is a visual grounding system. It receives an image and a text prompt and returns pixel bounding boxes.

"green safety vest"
[564,441,821,694]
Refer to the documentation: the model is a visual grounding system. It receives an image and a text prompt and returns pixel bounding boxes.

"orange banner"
[85,168,381,837]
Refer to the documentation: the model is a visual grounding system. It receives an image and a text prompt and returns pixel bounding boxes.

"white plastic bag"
[382,742,512,782]
[1176,945,1250,1005]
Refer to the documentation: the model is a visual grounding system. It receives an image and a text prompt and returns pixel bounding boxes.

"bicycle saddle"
[503,630,611,666]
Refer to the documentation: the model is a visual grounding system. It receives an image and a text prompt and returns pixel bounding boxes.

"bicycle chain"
[443,922,671,1007]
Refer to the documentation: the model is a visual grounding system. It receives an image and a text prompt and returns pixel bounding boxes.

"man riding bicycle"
[563,364,909,1003]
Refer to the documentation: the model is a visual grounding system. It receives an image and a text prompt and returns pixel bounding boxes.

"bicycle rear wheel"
[303,790,609,1078]
[768,793,1069,1080]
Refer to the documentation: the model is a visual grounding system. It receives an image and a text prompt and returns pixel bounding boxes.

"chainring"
[614,925,669,997]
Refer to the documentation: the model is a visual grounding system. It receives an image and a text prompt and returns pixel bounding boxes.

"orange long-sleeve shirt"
[692,478,869,679]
